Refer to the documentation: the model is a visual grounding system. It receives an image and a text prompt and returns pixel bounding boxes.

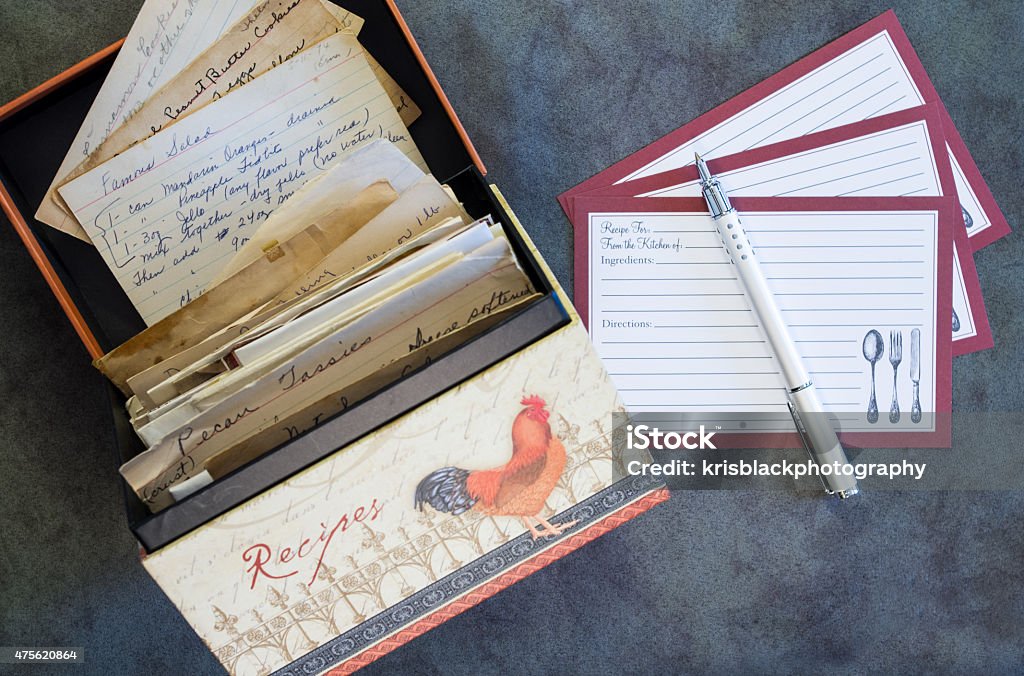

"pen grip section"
[712,211,809,390]
[788,385,858,495]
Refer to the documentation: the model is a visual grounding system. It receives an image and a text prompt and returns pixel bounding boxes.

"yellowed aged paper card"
[135,229,494,435]
[203,290,539,482]
[59,33,425,327]
[34,0,254,238]
[55,1,361,234]
[137,253,462,436]
[96,180,399,393]
[318,0,364,33]
[122,237,535,510]
[55,1,421,244]
[213,138,424,283]
[135,245,456,414]
[125,214,476,407]
[315,2,422,126]
[275,175,471,302]
[364,50,421,126]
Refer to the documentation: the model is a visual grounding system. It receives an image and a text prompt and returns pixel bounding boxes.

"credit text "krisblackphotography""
[623,424,927,481]
[626,458,927,481]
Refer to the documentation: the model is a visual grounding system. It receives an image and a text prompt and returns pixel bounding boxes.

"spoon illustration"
[960,203,974,230]
[952,309,961,333]
[863,329,884,424]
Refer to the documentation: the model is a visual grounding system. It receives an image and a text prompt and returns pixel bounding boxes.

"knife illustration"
[910,327,921,424]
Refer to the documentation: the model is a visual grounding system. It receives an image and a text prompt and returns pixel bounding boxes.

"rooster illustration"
[414,396,578,539]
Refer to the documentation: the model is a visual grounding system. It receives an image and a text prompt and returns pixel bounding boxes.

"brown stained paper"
[33,0,256,237]
[134,227,491,433]
[202,291,539,482]
[125,215,475,409]
[121,238,535,511]
[213,139,425,283]
[319,1,423,125]
[274,175,472,303]
[49,1,420,241]
[317,0,365,34]
[60,34,425,325]
[139,253,459,418]
[96,181,398,393]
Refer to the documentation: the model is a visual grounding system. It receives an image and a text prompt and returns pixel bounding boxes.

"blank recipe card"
[574,195,954,447]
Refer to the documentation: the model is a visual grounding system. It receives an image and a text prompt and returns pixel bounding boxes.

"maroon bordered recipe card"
[572,194,954,449]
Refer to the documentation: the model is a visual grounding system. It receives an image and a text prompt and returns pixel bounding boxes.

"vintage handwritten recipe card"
[60,33,424,325]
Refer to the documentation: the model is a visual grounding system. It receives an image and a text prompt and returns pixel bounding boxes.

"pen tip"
[695,153,710,182]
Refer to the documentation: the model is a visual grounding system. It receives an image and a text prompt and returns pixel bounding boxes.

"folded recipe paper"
[560,10,1009,251]
[573,194,954,448]
[579,104,993,355]
[129,174,473,408]
[59,33,426,326]
[122,215,471,408]
[273,175,472,302]
[133,224,476,429]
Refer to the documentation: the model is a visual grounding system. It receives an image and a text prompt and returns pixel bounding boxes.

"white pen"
[696,154,859,498]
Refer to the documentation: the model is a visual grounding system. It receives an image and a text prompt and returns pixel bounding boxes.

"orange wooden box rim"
[0,0,484,360]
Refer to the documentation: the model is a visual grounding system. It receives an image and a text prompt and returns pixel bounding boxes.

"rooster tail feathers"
[414,467,478,515]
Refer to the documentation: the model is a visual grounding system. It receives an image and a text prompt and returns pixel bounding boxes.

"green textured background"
[0,1,1021,674]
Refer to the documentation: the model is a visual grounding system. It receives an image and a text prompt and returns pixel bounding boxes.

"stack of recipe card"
[36,0,539,512]
[560,11,1007,448]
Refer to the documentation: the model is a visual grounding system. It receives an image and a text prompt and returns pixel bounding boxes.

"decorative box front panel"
[142,323,659,675]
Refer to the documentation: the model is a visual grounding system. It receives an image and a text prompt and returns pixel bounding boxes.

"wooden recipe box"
[0,1,667,673]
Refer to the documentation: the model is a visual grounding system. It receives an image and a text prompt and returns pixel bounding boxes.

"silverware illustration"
[863,329,884,424]
[889,330,902,424]
[961,203,974,230]
[910,328,921,424]
[952,308,961,333]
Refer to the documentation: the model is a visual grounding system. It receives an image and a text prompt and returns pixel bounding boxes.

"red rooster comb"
[521,395,547,410]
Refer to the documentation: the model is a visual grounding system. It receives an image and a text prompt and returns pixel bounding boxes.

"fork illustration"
[889,330,902,424]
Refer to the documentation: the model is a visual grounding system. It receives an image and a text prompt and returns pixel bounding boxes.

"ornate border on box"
[266,477,667,675]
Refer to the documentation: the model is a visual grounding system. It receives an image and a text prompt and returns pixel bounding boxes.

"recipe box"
[0,1,667,673]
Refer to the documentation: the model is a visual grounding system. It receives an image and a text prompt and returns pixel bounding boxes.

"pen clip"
[786,395,833,495]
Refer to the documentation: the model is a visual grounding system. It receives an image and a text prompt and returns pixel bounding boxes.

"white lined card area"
[589,210,938,432]
[631,120,975,343]
[621,32,924,181]
[638,122,940,199]
[616,29,990,239]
